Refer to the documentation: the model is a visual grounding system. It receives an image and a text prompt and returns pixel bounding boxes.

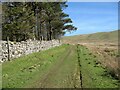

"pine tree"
[2,2,77,41]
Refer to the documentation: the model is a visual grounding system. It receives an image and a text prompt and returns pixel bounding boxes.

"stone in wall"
[0,40,61,63]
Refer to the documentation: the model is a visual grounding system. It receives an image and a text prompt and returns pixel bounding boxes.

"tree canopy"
[2,2,77,41]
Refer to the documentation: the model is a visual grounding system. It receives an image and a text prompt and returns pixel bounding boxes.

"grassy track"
[2,44,80,88]
[2,44,119,88]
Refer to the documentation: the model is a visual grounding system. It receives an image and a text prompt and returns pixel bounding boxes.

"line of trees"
[2,2,77,42]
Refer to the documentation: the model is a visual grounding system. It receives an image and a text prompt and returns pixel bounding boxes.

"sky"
[64,2,118,36]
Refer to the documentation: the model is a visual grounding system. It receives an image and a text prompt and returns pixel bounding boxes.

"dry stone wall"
[0,40,61,63]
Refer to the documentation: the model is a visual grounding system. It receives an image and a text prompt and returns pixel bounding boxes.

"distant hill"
[62,30,119,44]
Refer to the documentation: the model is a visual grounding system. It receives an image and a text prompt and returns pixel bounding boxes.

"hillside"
[62,30,119,44]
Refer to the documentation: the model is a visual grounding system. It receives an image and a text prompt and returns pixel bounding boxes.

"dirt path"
[29,45,81,88]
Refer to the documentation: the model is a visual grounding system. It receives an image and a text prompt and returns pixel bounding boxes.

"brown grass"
[81,42,119,79]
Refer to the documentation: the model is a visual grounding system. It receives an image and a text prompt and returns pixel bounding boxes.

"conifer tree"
[2,2,77,41]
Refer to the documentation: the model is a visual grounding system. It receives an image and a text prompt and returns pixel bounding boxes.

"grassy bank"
[77,45,119,88]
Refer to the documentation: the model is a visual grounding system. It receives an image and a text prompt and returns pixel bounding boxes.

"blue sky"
[64,2,118,36]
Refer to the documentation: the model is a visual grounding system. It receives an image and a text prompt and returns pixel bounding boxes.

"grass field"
[77,45,119,88]
[62,30,119,44]
[2,44,120,88]
[62,30,120,84]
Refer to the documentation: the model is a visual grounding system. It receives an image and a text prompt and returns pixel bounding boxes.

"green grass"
[2,44,80,88]
[28,44,80,88]
[2,44,69,88]
[2,44,119,88]
[77,45,119,88]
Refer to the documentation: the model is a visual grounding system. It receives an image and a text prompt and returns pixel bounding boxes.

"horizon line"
[64,29,119,36]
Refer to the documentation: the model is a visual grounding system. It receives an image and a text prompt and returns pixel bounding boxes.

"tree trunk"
[49,30,52,40]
